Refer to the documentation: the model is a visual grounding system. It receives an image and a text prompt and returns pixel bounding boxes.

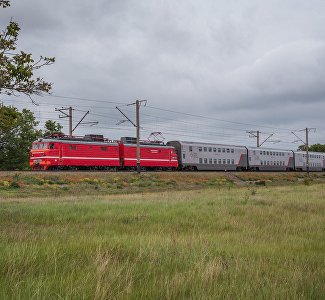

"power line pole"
[136,100,141,174]
[116,99,147,174]
[55,107,98,137]
[69,106,73,137]
[247,130,273,147]
[56,107,73,137]
[292,128,316,175]
[306,128,309,175]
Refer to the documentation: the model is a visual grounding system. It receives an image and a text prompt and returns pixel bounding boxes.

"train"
[29,134,325,171]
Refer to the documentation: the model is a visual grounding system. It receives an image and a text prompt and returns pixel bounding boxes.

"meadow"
[0,172,325,299]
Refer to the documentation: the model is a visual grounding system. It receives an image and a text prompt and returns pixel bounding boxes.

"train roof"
[247,146,293,152]
[34,137,119,146]
[169,140,246,148]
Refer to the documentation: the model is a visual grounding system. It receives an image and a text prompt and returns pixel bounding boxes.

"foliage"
[0,0,55,98]
[43,120,63,136]
[0,104,41,170]
[298,143,325,152]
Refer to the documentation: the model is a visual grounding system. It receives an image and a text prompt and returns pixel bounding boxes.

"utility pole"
[56,107,73,137]
[55,107,98,137]
[136,100,141,174]
[116,99,147,174]
[306,128,310,175]
[292,128,316,175]
[247,130,273,147]
[69,106,73,137]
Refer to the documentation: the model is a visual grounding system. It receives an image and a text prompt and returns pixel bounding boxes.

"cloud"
[1,0,325,146]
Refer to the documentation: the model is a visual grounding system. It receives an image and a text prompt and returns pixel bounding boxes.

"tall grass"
[0,184,325,299]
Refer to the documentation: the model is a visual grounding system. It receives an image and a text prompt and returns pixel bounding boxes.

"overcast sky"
[1,0,325,148]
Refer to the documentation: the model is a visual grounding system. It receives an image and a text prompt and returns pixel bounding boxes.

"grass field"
[0,173,325,299]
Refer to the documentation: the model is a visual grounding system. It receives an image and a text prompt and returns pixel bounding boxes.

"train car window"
[189,146,193,152]
[222,148,225,153]
[199,147,202,152]
[70,145,77,150]
[214,159,217,164]
[218,159,221,164]
[204,147,207,152]
[218,148,221,153]
[204,158,207,164]
[49,143,54,149]
[231,149,234,153]
[231,159,234,164]
[209,158,212,164]
[213,148,216,152]
[199,158,202,164]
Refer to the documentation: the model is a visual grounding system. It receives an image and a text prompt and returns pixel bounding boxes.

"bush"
[255,180,266,186]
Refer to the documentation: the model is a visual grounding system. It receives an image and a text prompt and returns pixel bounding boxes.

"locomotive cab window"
[49,143,54,149]
[70,145,77,150]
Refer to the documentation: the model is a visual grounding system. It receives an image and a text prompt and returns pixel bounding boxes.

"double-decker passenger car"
[294,151,325,171]
[167,141,248,171]
[247,147,294,171]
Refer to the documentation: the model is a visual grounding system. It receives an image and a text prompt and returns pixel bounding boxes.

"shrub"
[255,180,266,186]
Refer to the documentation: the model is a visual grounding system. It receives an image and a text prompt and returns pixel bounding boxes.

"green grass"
[1,182,325,299]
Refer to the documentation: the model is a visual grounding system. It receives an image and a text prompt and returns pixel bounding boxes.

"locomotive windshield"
[31,142,48,150]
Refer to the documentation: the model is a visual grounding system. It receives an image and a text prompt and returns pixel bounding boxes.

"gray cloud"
[1,0,325,147]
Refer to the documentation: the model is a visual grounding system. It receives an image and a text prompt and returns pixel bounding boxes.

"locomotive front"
[30,139,59,170]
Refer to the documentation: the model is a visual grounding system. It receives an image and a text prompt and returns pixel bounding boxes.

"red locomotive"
[29,134,178,171]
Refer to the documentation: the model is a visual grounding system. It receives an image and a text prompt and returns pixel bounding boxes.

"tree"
[0,104,41,169]
[43,120,63,136]
[297,144,325,152]
[0,0,55,98]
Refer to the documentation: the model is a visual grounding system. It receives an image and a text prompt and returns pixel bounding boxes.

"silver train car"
[294,151,325,171]
[167,141,247,171]
[248,147,294,171]
[167,140,325,171]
